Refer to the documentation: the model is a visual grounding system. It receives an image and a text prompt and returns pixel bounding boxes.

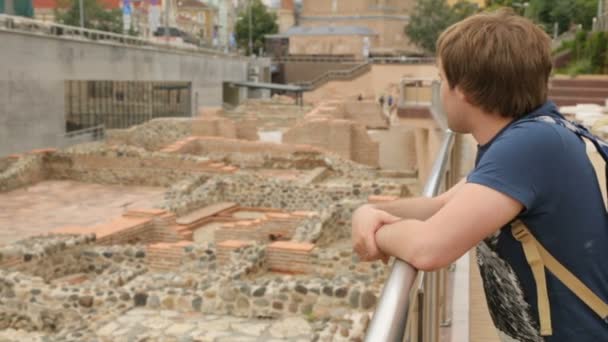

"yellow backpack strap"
[512,220,608,335]
[511,221,553,336]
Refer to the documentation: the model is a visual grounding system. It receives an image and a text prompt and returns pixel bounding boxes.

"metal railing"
[58,124,106,148]
[296,61,372,90]
[272,55,436,65]
[0,14,235,57]
[65,80,192,131]
[365,129,456,342]
[64,124,106,140]
[369,56,436,65]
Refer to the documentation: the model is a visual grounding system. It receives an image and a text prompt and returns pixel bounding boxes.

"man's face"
[438,62,469,134]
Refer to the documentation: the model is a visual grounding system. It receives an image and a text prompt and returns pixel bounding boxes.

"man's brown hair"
[436,9,552,118]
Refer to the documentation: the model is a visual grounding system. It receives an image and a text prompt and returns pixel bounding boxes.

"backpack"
[511,115,608,336]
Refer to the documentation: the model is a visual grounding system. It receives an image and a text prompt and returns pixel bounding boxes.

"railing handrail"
[369,56,436,64]
[63,124,106,139]
[0,14,237,57]
[273,56,436,65]
[296,61,371,90]
[365,129,455,342]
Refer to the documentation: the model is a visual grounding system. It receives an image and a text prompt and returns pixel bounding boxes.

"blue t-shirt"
[467,101,608,341]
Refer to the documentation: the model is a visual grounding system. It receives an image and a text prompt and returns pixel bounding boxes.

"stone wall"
[283,118,379,167]
[105,118,192,151]
[160,136,326,162]
[0,151,49,193]
[162,172,405,215]
[46,146,236,187]
[0,155,17,173]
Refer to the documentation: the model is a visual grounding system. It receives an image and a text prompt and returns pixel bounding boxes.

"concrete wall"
[0,30,255,157]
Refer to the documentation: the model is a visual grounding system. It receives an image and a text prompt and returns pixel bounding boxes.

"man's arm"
[375,182,523,271]
[370,178,466,220]
[352,179,466,262]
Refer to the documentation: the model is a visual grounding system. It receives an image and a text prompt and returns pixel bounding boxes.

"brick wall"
[146,241,193,271]
[235,117,259,141]
[283,118,379,167]
[214,220,266,244]
[191,116,237,138]
[51,208,185,247]
[351,124,380,167]
[266,241,315,274]
[342,101,388,129]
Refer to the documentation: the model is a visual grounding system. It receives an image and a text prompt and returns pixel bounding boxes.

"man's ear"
[454,86,473,105]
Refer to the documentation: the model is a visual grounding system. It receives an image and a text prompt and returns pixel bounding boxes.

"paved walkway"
[0,180,165,245]
[96,309,313,342]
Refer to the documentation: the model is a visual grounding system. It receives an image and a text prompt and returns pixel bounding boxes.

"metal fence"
[0,14,234,57]
[365,129,457,342]
[65,80,191,131]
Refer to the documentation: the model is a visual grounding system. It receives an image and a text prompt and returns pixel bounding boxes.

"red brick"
[368,195,399,203]
[268,241,315,252]
[217,240,253,248]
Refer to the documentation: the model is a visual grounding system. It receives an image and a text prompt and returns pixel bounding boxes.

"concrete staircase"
[549,78,608,107]
[296,62,372,90]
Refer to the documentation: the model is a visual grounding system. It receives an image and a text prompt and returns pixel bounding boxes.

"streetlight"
[79,0,84,28]
[4,0,14,15]
[248,0,253,56]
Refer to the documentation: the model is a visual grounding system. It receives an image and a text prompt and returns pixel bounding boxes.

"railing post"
[422,271,440,342]
[439,267,452,327]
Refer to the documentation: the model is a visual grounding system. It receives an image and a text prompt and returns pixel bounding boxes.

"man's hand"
[352,204,401,263]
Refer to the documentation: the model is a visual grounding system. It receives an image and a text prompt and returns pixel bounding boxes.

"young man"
[352,9,608,341]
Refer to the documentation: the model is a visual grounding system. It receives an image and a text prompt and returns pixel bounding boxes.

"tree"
[55,0,122,33]
[235,0,278,56]
[405,0,479,54]
[487,0,597,34]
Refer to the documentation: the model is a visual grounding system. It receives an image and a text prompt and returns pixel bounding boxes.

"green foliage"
[235,0,278,56]
[554,39,575,54]
[405,0,479,54]
[564,58,594,76]
[573,30,588,60]
[55,0,122,33]
[556,31,608,75]
[488,0,597,34]
[585,32,608,73]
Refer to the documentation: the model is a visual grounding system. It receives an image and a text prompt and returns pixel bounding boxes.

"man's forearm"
[371,178,465,220]
[370,196,444,221]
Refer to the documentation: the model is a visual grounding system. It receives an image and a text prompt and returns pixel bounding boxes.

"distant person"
[352,9,608,341]
[357,94,363,101]
[387,95,393,107]
[378,95,385,108]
